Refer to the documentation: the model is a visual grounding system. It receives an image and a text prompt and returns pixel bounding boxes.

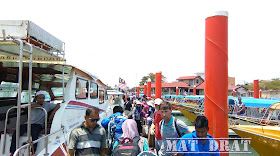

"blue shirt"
[177,131,220,156]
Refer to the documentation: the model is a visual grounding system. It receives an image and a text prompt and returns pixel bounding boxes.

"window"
[0,81,18,98]
[75,78,88,99]
[196,79,199,84]
[51,87,64,97]
[99,90,104,104]
[90,82,98,99]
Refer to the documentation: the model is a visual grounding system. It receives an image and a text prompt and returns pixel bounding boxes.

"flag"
[119,77,127,89]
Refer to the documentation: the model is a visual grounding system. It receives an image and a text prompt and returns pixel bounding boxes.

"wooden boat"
[230,125,280,156]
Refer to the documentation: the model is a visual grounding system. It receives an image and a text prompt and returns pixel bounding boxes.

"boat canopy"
[268,102,280,110]
[0,20,65,64]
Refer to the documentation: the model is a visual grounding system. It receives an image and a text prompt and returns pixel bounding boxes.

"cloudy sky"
[3,0,280,88]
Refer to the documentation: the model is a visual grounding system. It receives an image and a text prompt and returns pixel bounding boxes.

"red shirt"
[154,111,162,140]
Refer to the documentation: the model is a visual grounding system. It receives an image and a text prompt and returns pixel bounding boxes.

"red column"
[254,80,259,98]
[147,79,151,98]
[205,11,229,143]
[260,90,262,98]
[193,87,197,96]
[144,83,147,96]
[137,87,140,97]
[176,87,179,95]
[155,72,162,98]
[233,90,236,97]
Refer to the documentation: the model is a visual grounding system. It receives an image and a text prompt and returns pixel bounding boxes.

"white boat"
[0,20,112,156]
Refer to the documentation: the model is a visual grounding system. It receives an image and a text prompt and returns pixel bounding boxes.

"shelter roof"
[176,76,198,80]
[139,82,190,88]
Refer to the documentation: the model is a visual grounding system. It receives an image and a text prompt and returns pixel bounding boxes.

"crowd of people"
[11,90,219,156]
[67,94,219,156]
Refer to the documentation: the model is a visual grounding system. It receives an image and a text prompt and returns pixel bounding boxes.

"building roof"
[176,76,198,80]
[228,86,241,90]
[196,82,205,89]
[139,82,190,88]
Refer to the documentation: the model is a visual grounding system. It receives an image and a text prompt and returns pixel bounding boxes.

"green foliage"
[106,86,113,90]
[139,73,166,86]
[239,78,280,90]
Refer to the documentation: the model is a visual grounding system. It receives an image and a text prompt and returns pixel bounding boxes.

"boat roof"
[268,102,280,110]
[107,90,124,95]
[0,20,65,64]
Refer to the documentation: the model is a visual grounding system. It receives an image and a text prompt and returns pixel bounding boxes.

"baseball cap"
[154,98,163,105]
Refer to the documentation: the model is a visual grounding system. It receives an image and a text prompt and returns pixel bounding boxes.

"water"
[174,114,260,156]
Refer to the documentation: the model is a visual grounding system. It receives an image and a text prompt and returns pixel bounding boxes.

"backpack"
[108,115,126,151]
[112,136,142,156]
[159,118,182,137]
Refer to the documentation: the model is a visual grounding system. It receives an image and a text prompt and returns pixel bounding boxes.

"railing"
[13,127,64,156]
[2,105,48,156]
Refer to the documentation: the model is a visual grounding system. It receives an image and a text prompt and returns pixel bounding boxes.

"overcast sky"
[3,0,280,88]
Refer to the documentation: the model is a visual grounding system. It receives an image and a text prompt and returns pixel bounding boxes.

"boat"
[0,20,112,156]
[171,96,280,124]
[107,90,124,108]
[230,125,280,156]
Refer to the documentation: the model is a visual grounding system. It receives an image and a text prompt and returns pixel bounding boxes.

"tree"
[238,78,280,91]
[139,73,166,86]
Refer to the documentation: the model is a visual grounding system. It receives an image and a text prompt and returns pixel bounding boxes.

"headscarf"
[118,119,139,142]
[142,105,149,117]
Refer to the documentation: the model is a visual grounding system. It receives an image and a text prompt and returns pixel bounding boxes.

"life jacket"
[112,136,141,156]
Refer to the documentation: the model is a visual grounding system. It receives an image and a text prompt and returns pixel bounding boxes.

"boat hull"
[230,125,280,156]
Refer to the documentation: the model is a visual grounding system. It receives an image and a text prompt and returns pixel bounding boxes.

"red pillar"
[155,72,162,98]
[260,90,262,98]
[254,80,259,98]
[137,87,140,97]
[205,11,229,143]
[147,79,151,98]
[144,83,147,96]
[176,87,179,95]
[233,90,236,97]
[193,87,197,96]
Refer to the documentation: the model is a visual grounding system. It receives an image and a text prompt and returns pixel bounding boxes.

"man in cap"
[10,90,60,155]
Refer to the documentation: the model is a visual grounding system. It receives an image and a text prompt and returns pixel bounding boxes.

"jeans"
[10,124,43,154]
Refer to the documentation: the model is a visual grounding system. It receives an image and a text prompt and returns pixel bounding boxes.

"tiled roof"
[196,82,205,89]
[139,82,190,88]
[176,76,198,80]
[228,86,241,90]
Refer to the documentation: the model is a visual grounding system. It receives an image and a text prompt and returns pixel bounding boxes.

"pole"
[254,80,259,98]
[147,79,151,98]
[144,83,147,96]
[155,72,162,98]
[205,11,229,148]
[193,86,197,96]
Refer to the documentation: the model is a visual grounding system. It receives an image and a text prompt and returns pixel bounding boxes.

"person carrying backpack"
[158,101,192,156]
[112,119,149,156]
[101,106,127,153]
[123,97,133,117]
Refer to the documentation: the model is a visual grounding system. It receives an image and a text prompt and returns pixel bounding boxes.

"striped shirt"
[68,122,106,156]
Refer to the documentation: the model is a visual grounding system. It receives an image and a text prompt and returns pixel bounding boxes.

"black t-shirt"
[124,101,132,111]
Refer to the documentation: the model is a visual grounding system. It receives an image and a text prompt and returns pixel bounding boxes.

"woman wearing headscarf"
[112,119,149,152]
